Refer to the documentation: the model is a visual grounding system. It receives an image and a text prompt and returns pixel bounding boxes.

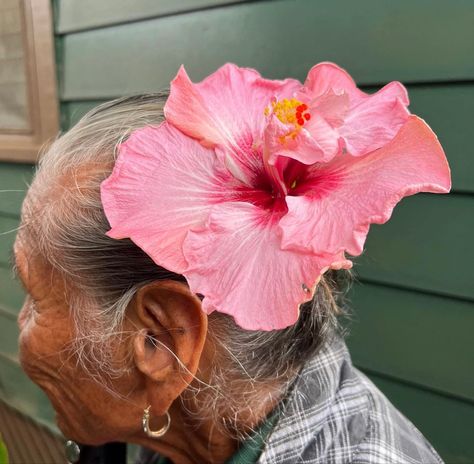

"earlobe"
[131,280,208,414]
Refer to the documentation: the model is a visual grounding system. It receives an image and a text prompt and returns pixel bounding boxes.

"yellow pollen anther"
[265,98,311,145]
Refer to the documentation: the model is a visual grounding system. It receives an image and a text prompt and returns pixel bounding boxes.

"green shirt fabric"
[225,410,280,464]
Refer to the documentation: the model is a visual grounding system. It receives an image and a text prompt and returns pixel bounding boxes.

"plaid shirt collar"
[258,336,349,463]
[258,336,443,464]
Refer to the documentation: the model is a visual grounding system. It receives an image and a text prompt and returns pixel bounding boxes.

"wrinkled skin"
[14,227,250,464]
[15,237,145,443]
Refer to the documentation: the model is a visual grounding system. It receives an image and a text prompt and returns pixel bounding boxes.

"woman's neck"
[131,388,281,464]
[132,404,238,464]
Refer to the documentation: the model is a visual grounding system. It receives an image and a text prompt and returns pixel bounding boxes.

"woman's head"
[14,94,346,446]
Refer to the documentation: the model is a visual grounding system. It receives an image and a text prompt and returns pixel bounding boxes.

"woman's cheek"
[18,326,38,382]
[17,316,40,373]
[18,303,50,381]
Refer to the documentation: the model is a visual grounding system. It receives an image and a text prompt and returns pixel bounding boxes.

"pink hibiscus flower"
[100,62,451,331]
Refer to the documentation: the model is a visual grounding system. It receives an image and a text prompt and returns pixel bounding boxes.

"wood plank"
[0,310,19,359]
[367,372,474,464]
[57,0,249,33]
[0,266,25,312]
[62,84,474,193]
[62,100,102,128]
[355,193,474,300]
[0,162,34,217]
[0,354,57,431]
[347,283,474,402]
[0,400,65,464]
[61,0,474,100]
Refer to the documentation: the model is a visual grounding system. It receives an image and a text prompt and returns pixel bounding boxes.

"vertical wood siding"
[0,400,65,464]
[0,0,472,461]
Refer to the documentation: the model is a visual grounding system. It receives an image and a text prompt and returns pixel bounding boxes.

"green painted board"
[0,163,34,217]
[62,100,102,129]
[356,193,474,301]
[62,83,474,193]
[0,267,24,312]
[57,0,250,33]
[61,0,474,100]
[0,310,19,360]
[347,283,474,402]
[0,354,57,433]
[367,372,474,464]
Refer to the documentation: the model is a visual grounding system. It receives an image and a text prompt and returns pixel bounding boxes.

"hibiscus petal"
[304,62,366,101]
[265,112,344,176]
[304,62,409,156]
[298,112,342,160]
[264,113,336,167]
[100,122,237,273]
[365,80,409,106]
[311,89,350,127]
[341,82,410,156]
[182,202,337,330]
[279,116,451,257]
[165,63,300,185]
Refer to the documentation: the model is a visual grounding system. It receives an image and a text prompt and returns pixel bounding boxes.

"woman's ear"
[130,280,208,416]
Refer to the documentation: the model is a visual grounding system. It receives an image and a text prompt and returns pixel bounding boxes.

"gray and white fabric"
[258,336,443,464]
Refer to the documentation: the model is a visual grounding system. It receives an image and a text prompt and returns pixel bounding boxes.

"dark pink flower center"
[222,135,343,220]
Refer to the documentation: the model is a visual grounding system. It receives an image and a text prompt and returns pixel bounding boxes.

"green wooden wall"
[0,0,473,461]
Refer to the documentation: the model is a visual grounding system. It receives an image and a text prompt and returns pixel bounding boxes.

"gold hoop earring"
[142,405,171,438]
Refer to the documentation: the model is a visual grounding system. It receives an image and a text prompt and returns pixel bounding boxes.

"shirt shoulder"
[349,370,443,464]
[265,342,445,464]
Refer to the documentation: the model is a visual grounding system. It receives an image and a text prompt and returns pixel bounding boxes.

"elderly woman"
[14,63,449,464]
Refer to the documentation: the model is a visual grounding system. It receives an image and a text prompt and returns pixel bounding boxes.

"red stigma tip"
[304,113,311,121]
[301,103,308,111]
[296,104,304,112]
[297,118,305,126]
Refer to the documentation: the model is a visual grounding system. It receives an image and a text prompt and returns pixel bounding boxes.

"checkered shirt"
[258,336,443,464]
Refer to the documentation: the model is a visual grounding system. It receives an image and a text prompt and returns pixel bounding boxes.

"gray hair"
[21,94,349,436]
